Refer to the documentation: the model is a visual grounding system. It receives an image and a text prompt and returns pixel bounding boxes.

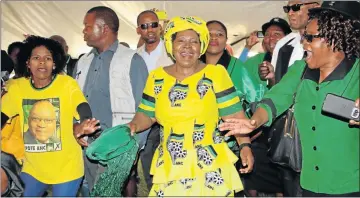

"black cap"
[262,17,292,35]
[309,1,360,20]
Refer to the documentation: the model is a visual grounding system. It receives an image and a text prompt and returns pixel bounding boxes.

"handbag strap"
[291,66,308,106]
[339,59,358,96]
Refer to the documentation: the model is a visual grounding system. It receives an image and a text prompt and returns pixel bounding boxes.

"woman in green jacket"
[220,1,360,196]
[201,20,269,196]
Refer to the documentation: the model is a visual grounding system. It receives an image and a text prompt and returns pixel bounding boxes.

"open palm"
[218,118,257,136]
[75,118,100,138]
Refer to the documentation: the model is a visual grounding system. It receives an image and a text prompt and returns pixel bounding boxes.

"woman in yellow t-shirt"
[1,36,99,196]
[127,16,253,196]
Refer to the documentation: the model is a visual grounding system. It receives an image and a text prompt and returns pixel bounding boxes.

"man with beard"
[73,6,148,196]
[135,10,173,191]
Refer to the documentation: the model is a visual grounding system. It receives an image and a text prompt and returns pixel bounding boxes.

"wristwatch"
[239,143,251,152]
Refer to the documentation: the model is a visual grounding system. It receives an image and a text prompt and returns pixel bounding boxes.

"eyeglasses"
[139,22,159,30]
[30,117,56,124]
[283,2,319,13]
[302,32,322,42]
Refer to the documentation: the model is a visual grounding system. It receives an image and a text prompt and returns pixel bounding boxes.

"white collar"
[138,39,164,54]
[284,32,302,47]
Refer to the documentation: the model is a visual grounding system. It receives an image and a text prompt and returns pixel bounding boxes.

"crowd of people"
[1,0,359,197]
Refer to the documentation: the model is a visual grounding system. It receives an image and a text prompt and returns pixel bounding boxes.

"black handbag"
[268,106,302,172]
[268,68,307,173]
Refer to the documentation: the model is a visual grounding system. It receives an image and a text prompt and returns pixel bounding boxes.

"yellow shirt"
[1,79,25,163]
[1,116,24,163]
[139,65,244,196]
[1,75,87,184]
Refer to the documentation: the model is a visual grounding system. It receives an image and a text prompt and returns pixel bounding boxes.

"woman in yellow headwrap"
[127,16,253,196]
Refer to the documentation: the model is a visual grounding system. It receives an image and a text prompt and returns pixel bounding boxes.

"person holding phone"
[243,17,292,89]
[349,99,359,125]
[219,1,360,196]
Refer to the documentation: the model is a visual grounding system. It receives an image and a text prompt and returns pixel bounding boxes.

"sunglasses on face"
[302,32,322,42]
[139,22,159,30]
[283,2,319,13]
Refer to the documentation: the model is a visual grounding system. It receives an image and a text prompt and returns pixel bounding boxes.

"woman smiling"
[219,1,360,196]
[127,16,251,196]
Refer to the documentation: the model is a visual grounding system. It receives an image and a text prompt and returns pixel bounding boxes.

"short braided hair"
[309,9,360,58]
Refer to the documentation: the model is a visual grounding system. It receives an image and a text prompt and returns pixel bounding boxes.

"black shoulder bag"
[268,67,307,173]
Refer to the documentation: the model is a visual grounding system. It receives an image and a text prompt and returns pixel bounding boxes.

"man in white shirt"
[261,0,321,197]
[136,10,173,72]
[270,0,321,76]
[135,10,173,191]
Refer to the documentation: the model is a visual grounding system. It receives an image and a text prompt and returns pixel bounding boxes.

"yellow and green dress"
[138,64,244,196]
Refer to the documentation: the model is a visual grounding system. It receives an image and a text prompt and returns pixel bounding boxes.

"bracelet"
[239,143,251,152]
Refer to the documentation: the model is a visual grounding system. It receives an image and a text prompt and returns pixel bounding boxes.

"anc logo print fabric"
[192,122,205,147]
[168,81,189,107]
[157,125,165,167]
[22,98,62,152]
[154,79,164,95]
[196,74,213,99]
[167,129,187,165]
[167,73,214,107]
[197,145,217,168]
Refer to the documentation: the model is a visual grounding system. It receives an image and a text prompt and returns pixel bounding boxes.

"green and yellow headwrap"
[164,16,210,60]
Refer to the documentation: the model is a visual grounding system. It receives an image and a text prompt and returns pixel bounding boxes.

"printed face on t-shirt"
[28,100,57,143]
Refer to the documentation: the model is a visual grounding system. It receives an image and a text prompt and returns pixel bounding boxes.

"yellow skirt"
[148,142,243,196]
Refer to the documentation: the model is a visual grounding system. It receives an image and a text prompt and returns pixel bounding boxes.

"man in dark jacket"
[50,35,78,76]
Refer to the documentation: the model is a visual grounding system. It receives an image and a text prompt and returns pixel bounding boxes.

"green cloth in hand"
[86,124,139,197]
